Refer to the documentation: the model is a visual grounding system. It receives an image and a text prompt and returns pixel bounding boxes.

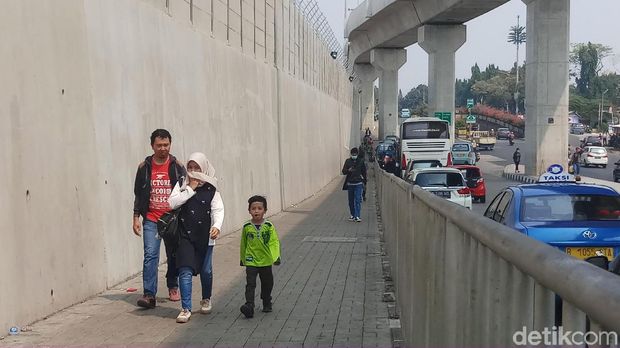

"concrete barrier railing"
[375,166,620,346]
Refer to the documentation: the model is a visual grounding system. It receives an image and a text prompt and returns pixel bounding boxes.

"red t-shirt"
[146,157,172,222]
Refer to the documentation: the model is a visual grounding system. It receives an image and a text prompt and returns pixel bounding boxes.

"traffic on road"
[370,122,620,273]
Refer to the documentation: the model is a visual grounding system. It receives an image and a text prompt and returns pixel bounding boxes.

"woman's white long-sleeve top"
[168,182,224,246]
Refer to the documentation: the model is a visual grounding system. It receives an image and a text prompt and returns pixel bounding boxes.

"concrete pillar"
[355,64,378,138]
[418,25,466,140]
[522,0,570,176]
[370,49,407,139]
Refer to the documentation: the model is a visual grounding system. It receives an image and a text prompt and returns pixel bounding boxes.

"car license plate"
[565,247,614,260]
[595,157,601,159]
[431,191,451,198]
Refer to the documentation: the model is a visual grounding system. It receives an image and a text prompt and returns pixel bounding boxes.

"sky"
[316,0,620,92]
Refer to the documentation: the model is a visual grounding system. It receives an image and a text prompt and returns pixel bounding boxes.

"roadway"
[471,139,520,215]
[470,134,620,215]
[569,134,619,181]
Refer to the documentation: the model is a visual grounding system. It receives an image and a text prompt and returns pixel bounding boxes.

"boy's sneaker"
[137,295,156,309]
[176,309,191,323]
[240,303,254,318]
[262,302,273,313]
[200,299,212,314]
[169,288,180,302]
[355,217,362,222]
[348,216,355,221]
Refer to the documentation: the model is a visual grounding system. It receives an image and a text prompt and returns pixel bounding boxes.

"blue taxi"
[484,164,620,261]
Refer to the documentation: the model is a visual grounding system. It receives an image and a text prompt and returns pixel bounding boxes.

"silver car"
[408,167,473,209]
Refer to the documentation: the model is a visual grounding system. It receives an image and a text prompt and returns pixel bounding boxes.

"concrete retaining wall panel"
[0,0,107,330]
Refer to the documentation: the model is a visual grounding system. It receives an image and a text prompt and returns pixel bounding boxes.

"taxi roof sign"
[537,164,576,183]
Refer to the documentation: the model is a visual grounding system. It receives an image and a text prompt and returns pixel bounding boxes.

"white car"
[408,167,472,209]
[580,146,608,168]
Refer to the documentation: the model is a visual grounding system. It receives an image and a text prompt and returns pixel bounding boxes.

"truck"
[399,117,453,171]
[470,130,496,151]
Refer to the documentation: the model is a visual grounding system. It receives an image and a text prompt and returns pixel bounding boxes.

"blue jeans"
[573,163,580,175]
[142,220,178,296]
[179,245,214,310]
[347,183,363,219]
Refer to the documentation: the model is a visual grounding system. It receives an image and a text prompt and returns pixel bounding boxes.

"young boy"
[240,195,281,318]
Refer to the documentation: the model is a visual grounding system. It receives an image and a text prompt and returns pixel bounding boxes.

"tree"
[507,16,526,114]
[471,64,482,82]
[401,84,429,116]
[570,42,613,97]
[471,74,516,110]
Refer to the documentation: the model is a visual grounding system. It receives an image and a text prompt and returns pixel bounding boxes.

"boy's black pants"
[245,266,273,305]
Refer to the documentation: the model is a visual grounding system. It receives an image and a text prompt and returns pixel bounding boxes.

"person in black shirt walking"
[513,148,521,173]
[342,148,367,222]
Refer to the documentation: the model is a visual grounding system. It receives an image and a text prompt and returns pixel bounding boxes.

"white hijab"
[186,152,218,189]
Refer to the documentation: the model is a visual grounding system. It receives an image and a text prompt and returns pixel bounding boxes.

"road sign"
[400,109,411,118]
[467,99,474,108]
[466,114,477,124]
[434,111,452,125]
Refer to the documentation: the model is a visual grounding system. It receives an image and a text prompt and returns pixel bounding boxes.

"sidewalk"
[3,172,392,348]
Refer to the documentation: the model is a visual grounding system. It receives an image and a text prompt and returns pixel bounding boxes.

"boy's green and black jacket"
[240,220,281,267]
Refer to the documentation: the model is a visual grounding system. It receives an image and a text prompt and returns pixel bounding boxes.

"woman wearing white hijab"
[168,152,224,323]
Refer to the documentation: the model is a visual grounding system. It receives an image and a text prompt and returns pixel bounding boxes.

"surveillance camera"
[349,76,354,82]
[330,51,338,59]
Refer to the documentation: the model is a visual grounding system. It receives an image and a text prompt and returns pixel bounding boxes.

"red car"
[453,165,486,203]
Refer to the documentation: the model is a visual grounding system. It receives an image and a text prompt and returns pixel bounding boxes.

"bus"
[400,117,453,170]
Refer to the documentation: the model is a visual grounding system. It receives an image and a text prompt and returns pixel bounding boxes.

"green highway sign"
[466,114,477,124]
[434,111,452,125]
[467,99,474,108]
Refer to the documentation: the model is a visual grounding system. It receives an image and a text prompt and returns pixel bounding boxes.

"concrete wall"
[0,0,351,330]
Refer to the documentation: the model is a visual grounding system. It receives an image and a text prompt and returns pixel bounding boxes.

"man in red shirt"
[133,129,186,308]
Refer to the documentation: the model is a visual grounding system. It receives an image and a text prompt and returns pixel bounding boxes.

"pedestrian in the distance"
[240,195,281,318]
[168,152,224,323]
[133,129,185,308]
[570,147,581,175]
[342,148,367,222]
[513,148,521,173]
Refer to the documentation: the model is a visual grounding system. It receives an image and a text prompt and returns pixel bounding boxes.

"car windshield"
[410,161,442,170]
[377,145,394,151]
[415,172,464,187]
[452,144,470,152]
[587,137,599,142]
[402,121,450,139]
[522,194,620,222]
[589,148,606,154]
[459,168,481,179]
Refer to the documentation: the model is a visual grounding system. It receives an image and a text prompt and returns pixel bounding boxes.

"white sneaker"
[355,217,362,222]
[348,216,355,221]
[200,299,212,314]
[176,309,191,323]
